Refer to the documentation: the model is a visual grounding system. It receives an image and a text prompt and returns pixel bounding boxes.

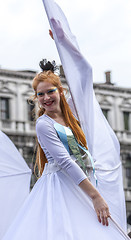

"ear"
[59,86,63,95]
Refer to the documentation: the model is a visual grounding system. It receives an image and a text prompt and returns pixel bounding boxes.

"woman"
[3,61,128,240]
[33,60,110,227]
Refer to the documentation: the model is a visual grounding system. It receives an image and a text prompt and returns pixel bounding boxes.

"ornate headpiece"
[39,59,59,73]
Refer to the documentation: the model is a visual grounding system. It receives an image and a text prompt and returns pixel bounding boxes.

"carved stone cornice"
[0,69,37,80]
[93,83,131,94]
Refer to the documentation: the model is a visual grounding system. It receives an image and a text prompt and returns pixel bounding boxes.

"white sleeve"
[36,119,87,185]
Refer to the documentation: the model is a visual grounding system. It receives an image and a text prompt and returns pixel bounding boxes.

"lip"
[44,100,54,106]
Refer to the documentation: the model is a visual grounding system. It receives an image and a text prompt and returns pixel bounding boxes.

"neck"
[44,110,63,120]
[44,109,68,126]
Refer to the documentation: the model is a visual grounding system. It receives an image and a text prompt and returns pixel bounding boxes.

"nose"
[44,93,50,100]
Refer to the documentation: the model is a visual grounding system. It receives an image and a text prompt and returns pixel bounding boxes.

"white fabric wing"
[0,131,31,239]
[42,0,127,237]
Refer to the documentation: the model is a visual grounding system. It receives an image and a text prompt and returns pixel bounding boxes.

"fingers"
[93,195,110,227]
[49,29,54,39]
[97,209,110,226]
[97,212,101,224]
[100,211,108,226]
[50,19,65,39]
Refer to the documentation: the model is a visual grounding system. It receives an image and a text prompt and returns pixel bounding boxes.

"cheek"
[38,98,43,105]
[55,93,61,102]
[55,96,60,104]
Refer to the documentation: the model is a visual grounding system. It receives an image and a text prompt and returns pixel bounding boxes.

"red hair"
[32,70,88,176]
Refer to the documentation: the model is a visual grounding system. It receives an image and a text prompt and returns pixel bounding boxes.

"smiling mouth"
[44,101,54,106]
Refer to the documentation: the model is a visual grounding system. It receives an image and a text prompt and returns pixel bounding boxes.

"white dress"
[2,115,128,240]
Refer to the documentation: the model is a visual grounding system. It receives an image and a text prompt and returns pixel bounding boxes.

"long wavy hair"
[32,70,88,176]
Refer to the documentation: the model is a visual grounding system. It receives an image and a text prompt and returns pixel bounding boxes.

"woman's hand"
[92,194,110,226]
[49,29,54,39]
[79,178,110,226]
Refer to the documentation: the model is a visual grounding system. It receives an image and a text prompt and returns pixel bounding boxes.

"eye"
[47,88,57,94]
[37,92,44,96]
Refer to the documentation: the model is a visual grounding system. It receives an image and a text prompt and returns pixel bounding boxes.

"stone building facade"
[0,67,131,228]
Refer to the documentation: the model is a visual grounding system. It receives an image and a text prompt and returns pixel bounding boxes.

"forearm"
[79,178,100,200]
[79,178,110,226]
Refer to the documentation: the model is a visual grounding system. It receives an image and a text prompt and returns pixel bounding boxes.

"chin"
[45,107,56,112]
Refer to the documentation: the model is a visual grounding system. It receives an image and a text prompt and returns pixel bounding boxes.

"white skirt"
[2,161,128,240]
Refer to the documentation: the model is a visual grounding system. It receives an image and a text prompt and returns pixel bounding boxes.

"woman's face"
[36,81,61,114]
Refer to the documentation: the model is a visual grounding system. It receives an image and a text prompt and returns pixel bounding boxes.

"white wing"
[0,131,31,239]
[42,0,127,236]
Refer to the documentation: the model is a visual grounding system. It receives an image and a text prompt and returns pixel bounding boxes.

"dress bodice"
[36,114,87,185]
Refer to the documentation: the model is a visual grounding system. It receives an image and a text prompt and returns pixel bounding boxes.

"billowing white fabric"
[2,115,129,240]
[42,0,128,237]
[2,161,129,240]
[0,131,31,239]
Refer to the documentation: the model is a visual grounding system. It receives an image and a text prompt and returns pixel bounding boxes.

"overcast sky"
[0,0,131,87]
